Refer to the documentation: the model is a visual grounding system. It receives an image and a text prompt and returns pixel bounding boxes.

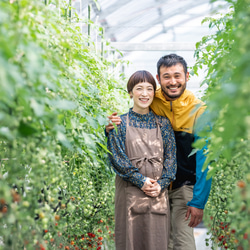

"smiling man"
[150,54,212,250]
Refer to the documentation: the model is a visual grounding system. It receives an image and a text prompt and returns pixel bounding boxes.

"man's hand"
[185,206,203,228]
[142,180,161,197]
[106,112,121,133]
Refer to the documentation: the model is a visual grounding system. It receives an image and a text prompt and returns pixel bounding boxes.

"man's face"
[156,63,189,101]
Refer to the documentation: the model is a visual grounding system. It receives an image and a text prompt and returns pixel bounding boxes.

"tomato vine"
[193,0,250,249]
[0,0,128,249]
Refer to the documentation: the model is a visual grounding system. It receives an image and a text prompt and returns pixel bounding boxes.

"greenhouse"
[0,0,249,250]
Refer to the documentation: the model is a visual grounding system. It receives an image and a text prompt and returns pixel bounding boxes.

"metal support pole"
[101,28,104,60]
[88,4,91,46]
[69,0,72,22]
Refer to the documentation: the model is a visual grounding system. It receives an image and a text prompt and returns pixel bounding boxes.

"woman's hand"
[141,178,155,191]
[143,182,161,197]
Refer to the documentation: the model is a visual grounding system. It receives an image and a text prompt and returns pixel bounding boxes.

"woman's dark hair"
[127,70,156,93]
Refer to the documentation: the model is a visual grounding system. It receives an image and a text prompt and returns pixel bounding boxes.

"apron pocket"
[151,190,168,215]
[126,186,150,214]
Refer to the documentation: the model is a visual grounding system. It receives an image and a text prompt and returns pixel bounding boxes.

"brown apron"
[115,114,170,250]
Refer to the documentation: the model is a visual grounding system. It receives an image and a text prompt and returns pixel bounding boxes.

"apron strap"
[126,113,129,128]
[130,155,162,165]
[153,114,162,139]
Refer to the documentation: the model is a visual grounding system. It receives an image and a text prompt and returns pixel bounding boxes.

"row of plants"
[192,0,250,249]
[0,0,129,249]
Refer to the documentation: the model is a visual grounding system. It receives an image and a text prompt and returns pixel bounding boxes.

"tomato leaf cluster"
[0,1,129,249]
[192,0,250,249]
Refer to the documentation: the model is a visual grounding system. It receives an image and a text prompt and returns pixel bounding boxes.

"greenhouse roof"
[72,0,230,94]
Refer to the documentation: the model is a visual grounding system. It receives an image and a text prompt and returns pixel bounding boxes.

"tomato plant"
[192,0,250,249]
[0,0,128,249]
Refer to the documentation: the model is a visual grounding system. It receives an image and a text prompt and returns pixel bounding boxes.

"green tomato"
[23,201,30,207]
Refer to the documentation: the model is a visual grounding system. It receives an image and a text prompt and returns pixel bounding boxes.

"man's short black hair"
[157,54,188,76]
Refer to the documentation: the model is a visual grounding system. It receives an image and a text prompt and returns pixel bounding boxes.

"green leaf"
[97,114,109,126]
[56,131,72,150]
[86,116,98,129]
[97,142,111,154]
[18,121,37,136]
[49,99,77,110]
[30,98,44,117]
[0,127,14,140]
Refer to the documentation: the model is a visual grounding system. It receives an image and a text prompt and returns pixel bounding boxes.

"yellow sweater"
[150,88,206,134]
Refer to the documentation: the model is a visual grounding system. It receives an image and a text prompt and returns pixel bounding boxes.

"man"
[106,54,212,250]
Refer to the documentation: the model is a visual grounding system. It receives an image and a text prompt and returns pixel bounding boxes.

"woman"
[107,70,177,250]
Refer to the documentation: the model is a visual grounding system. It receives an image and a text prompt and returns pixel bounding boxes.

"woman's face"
[130,82,154,114]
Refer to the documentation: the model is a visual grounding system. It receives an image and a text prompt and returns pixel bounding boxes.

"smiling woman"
[129,81,154,113]
[107,70,177,250]
[129,82,155,115]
